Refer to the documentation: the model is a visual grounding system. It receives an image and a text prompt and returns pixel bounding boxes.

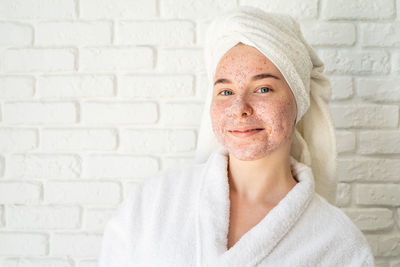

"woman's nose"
[231,96,253,118]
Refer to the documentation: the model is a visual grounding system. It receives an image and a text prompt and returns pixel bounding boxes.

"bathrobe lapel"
[196,147,316,267]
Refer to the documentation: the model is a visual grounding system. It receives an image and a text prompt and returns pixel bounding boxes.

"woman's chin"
[228,147,267,161]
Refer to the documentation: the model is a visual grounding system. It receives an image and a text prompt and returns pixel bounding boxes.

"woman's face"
[210,43,297,161]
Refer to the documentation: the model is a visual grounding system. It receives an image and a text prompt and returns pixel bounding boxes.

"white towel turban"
[195,6,338,205]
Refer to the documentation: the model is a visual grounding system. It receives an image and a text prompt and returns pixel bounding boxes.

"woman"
[98,6,375,267]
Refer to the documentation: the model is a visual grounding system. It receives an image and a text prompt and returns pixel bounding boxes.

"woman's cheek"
[257,98,294,139]
[210,101,228,143]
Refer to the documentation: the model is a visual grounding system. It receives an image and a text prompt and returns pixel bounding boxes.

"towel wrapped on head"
[195,6,338,205]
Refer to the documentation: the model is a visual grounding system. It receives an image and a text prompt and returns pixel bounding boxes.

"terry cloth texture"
[98,147,375,267]
[195,6,338,205]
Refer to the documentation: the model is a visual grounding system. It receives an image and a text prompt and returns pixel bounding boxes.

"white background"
[0,0,399,266]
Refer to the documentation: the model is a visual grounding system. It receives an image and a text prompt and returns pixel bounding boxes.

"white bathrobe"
[98,147,375,267]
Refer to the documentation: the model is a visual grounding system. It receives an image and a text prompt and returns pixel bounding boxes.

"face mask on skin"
[210,43,297,161]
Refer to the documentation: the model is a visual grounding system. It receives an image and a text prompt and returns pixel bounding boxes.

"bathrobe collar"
[196,147,315,266]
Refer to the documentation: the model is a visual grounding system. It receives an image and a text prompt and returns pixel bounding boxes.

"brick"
[3,102,77,124]
[375,260,389,267]
[358,131,400,154]
[36,22,112,46]
[0,128,37,153]
[356,184,400,206]
[243,0,318,18]
[6,154,81,179]
[84,155,159,178]
[0,205,4,227]
[44,181,120,204]
[336,183,351,207]
[321,0,394,20]
[83,208,114,231]
[162,103,203,125]
[117,21,194,46]
[0,0,75,19]
[0,182,41,204]
[80,0,156,19]
[0,23,32,46]
[80,47,152,71]
[157,49,205,73]
[361,23,400,47]
[398,209,400,229]
[357,78,400,102]
[37,75,114,98]
[330,104,398,128]
[7,206,80,229]
[343,208,394,231]
[83,102,158,124]
[338,157,400,182]
[3,49,75,73]
[0,76,34,99]
[398,0,400,21]
[196,74,210,99]
[120,129,196,153]
[319,50,390,75]
[301,22,355,46]
[336,130,355,153]
[378,235,400,256]
[42,129,117,151]
[52,233,102,257]
[0,233,47,256]
[394,52,400,74]
[0,156,4,177]
[329,76,353,100]
[119,75,194,98]
[161,0,236,19]
[2,258,72,267]
[196,21,210,47]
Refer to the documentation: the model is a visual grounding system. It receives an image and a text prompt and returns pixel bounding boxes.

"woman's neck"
[227,146,298,204]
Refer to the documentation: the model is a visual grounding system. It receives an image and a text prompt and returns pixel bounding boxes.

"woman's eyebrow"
[214,73,280,86]
[251,73,280,81]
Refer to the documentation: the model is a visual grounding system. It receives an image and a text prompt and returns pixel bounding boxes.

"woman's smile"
[229,128,264,138]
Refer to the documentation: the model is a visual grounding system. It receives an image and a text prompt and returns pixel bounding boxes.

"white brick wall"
[0,76,35,99]
[0,0,398,265]
[116,21,195,46]
[7,206,81,229]
[0,0,76,19]
[3,49,76,73]
[80,47,153,71]
[321,0,395,20]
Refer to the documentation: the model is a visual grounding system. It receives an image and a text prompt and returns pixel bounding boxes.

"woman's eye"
[257,87,271,93]
[219,90,233,96]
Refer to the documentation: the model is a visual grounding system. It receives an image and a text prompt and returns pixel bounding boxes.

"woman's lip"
[229,128,264,138]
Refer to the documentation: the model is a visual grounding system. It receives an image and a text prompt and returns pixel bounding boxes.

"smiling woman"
[98,6,375,267]
[209,44,301,250]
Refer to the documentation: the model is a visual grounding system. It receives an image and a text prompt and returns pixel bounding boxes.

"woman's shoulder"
[104,161,206,228]
[136,160,205,195]
[306,194,364,239]
[119,161,206,213]
[304,193,375,264]
[309,194,363,234]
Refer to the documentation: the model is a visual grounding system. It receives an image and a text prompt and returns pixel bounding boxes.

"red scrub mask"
[210,44,297,161]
